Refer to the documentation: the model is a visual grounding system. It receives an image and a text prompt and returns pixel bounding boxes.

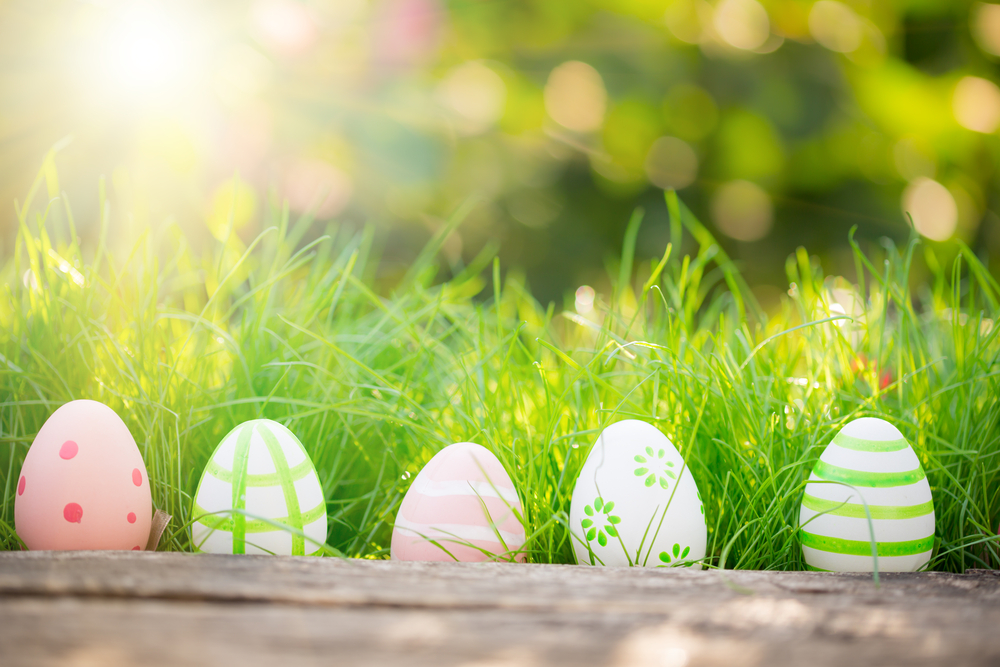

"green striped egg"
[800,417,934,572]
[192,419,327,556]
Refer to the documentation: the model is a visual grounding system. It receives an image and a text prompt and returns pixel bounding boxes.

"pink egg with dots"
[14,400,152,551]
[391,442,526,562]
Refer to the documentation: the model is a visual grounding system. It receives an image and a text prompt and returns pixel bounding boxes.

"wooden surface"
[1,552,998,666]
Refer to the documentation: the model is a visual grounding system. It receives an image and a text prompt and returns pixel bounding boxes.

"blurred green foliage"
[1,0,1000,301]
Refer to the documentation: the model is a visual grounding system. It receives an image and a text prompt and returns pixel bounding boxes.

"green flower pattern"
[581,446,704,564]
[582,496,621,547]
[657,543,693,567]
[634,446,678,490]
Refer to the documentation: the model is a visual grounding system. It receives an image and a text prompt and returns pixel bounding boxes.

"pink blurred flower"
[371,0,443,69]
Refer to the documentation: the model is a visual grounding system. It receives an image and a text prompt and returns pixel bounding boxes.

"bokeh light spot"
[714,0,770,51]
[544,61,607,133]
[809,1,862,53]
[575,286,596,314]
[711,180,773,242]
[509,191,563,229]
[902,178,958,242]
[717,110,784,180]
[603,100,662,173]
[953,76,1000,134]
[973,3,1000,57]
[437,61,507,135]
[664,0,707,44]
[645,137,698,190]
[665,85,718,141]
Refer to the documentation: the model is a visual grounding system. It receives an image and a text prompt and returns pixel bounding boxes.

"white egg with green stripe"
[800,417,935,572]
[192,419,328,556]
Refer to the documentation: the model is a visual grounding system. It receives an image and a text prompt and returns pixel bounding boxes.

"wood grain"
[0,551,998,666]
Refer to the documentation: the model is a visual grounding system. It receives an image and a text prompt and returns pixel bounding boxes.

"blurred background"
[1,0,999,304]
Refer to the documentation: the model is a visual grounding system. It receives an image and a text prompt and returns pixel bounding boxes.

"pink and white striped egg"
[391,442,525,562]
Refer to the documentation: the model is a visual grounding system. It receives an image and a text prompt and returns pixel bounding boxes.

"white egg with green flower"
[569,420,707,568]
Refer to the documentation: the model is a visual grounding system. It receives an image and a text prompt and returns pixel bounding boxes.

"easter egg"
[800,417,935,572]
[569,420,706,568]
[191,419,327,556]
[15,400,152,551]
[391,442,526,562]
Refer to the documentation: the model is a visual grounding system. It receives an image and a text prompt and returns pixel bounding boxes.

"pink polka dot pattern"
[59,440,78,460]
[63,503,83,523]
[14,400,153,551]
[127,512,136,524]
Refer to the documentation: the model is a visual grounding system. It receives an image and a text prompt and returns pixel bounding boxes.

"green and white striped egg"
[800,417,934,572]
[192,419,327,556]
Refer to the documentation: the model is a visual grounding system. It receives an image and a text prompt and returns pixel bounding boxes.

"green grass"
[2,157,1000,571]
